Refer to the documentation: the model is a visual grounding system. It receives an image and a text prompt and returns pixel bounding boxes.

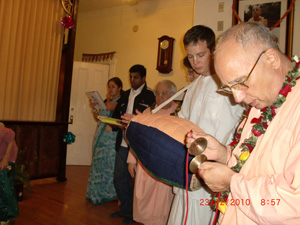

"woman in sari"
[86,77,123,205]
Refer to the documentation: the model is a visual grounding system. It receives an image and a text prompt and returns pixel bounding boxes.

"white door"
[66,61,109,165]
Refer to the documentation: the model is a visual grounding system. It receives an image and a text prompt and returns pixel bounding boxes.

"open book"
[86,91,107,110]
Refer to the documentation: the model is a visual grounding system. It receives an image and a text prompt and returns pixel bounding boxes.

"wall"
[74,0,299,91]
[74,0,194,91]
[194,0,299,56]
[194,0,233,38]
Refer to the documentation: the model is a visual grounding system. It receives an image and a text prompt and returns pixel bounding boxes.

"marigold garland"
[211,55,300,213]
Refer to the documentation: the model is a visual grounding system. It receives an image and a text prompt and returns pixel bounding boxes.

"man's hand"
[199,161,235,192]
[121,109,142,124]
[128,163,137,178]
[186,130,228,164]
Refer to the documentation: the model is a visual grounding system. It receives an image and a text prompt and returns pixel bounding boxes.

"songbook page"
[86,91,107,110]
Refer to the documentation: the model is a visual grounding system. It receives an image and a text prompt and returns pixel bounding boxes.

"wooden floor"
[11,165,142,225]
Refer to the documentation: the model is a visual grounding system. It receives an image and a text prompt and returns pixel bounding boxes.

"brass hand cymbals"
[188,137,207,156]
[188,137,208,174]
[189,154,207,174]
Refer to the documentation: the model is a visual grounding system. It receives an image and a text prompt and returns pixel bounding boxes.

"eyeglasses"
[218,50,266,94]
[155,90,170,97]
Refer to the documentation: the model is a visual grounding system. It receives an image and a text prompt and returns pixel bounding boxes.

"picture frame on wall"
[232,0,295,57]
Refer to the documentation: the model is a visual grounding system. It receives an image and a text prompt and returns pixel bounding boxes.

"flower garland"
[150,100,182,116]
[211,56,300,214]
[171,100,182,116]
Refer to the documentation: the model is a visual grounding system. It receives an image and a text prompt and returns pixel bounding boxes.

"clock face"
[160,40,169,49]
[156,35,174,74]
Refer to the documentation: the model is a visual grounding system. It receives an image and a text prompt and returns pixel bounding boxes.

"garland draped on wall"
[82,52,116,63]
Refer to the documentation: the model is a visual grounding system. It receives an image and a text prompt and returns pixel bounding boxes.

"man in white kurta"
[186,22,300,224]
[168,25,245,225]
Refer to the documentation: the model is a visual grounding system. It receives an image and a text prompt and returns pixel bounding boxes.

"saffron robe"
[221,72,300,224]
[127,101,180,225]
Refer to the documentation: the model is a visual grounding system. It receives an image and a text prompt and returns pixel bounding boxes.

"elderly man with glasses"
[187,22,300,224]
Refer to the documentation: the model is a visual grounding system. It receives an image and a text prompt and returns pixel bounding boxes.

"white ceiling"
[78,0,149,13]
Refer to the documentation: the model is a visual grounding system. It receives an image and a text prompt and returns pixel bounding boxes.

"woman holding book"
[86,77,123,205]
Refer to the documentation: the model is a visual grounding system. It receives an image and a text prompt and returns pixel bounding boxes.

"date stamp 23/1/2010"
[199,198,281,206]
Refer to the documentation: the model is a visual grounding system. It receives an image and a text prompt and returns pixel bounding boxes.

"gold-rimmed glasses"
[218,50,267,94]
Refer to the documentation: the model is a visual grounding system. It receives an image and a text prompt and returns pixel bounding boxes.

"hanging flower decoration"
[60,0,74,28]
[63,132,76,144]
[61,16,74,29]
[211,55,300,213]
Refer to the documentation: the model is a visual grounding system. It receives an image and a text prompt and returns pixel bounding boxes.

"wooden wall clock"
[156,35,175,74]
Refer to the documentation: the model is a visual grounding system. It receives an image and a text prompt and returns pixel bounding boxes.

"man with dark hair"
[111,64,155,224]
[128,64,146,88]
[183,25,215,51]
[168,25,245,225]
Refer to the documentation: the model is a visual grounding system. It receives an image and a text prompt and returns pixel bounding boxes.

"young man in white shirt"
[168,25,245,225]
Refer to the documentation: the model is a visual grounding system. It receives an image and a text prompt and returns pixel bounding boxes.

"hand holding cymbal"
[188,137,208,174]
[188,137,207,156]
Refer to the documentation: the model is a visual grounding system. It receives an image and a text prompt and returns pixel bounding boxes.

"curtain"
[0,0,64,121]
